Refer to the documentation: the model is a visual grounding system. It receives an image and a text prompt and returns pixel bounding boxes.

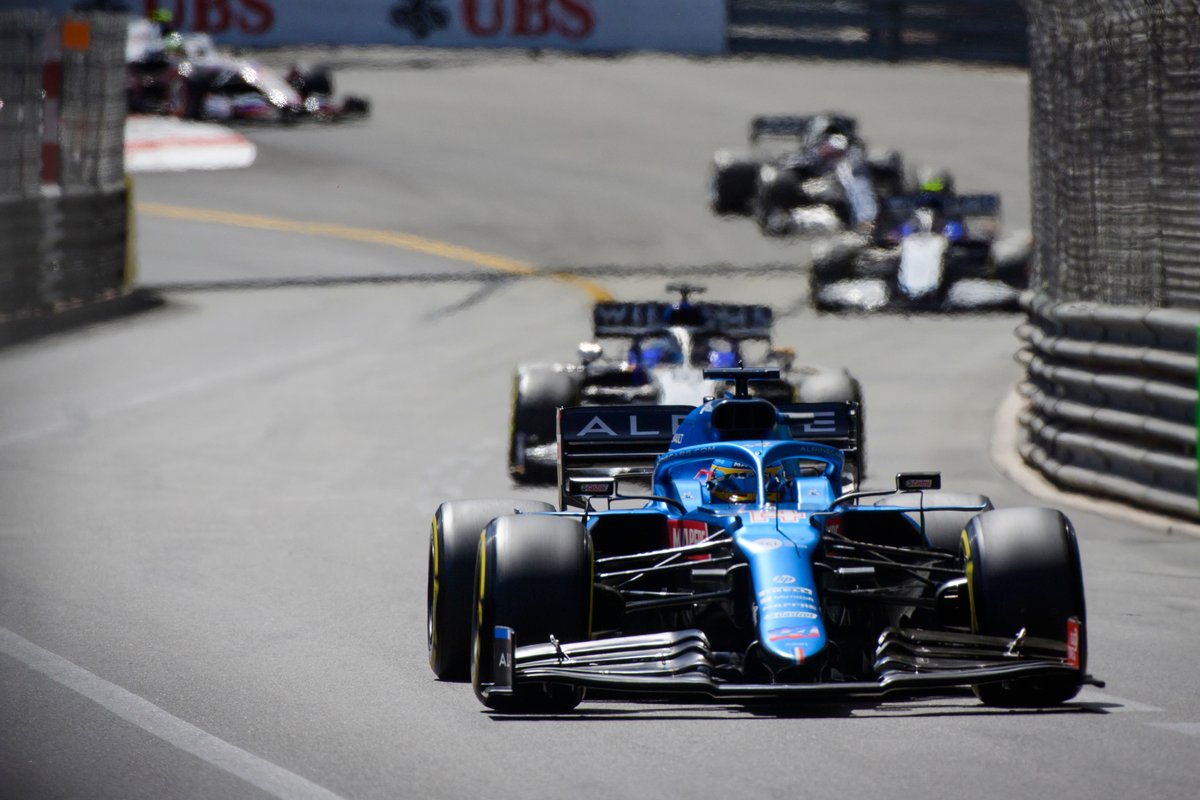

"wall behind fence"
[1020,0,1199,521]
[4,1,728,54]
[727,0,1029,64]
[0,10,129,326]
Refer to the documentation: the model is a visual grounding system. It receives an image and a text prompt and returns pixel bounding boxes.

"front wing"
[480,627,1102,704]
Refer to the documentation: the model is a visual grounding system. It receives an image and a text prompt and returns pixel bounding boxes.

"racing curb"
[991,386,1200,539]
[0,288,164,350]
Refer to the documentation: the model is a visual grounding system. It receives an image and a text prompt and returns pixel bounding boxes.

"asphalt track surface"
[2,52,1199,799]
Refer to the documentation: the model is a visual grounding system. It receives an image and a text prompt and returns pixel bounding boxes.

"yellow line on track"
[137,202,613,301]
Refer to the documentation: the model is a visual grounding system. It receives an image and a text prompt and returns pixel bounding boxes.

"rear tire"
[709,152,759,215]
[291,64,333,97]
[508,365,578,485]
[169,75,204,120]
[754,171,803,236]
[963,507,1087,707]
[471,514,592,712]
[427,499,555,680]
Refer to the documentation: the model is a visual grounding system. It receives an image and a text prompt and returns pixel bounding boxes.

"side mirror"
[768,346,795,371]
[578,341,603,365]
[897,472,940,491]
[566,476,617,499]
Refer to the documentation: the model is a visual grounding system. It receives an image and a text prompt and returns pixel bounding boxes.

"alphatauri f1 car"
[509,285,864,485]
[429,369,1101,712]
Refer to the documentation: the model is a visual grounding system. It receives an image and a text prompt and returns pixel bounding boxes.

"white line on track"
[0,627,345,800]
[1147,722,1200,736]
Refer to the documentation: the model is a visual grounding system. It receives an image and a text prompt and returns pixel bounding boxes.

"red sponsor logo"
[462,0,596,40]
[823,514,843,537]
[668,519,710,561]
[1066,617,1081,669]
[145,0,275,35]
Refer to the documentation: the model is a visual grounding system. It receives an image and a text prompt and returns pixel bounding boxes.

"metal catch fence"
[1019,2,1200,520]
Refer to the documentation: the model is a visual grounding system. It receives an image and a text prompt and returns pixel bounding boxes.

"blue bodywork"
[581,395,849,668]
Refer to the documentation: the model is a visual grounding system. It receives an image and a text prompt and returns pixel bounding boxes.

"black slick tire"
[471,514,592,712]
[963,507,1087,707]
[508,366,578,485]
[709,152,758,215]
[427,499,554,681]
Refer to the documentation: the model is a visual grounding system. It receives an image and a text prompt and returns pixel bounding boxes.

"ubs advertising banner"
[18,1,727,54]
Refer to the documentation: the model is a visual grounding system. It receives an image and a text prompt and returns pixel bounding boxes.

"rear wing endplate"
[779,401,864,484]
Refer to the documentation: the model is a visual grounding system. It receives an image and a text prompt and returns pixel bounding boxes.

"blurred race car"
[430,368,1101,712]
[809,178,1031,312]
[125,17,369,122]
[709,113,906,237]
[509,284,864,486]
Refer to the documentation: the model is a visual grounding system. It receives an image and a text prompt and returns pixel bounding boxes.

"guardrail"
[0,185,131,322]
[1016,294,1198,520]
[0,9,131,343]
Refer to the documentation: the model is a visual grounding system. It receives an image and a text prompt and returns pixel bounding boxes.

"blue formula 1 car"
[428,369,1101,712]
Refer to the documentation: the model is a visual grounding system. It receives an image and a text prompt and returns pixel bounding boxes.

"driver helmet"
[817,133,850,161]
[707,459,757,503]
[639,334,684,368]
[150,8,175,35]
[916,167,954,195]
[707,459,793,504]
[708,348,738,368]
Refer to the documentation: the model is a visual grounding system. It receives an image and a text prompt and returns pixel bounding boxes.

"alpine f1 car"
[429,368,1101,712]
[809,186,1031,312]
[709,113,906,237]
[509,284,864,485]
[125,18,370,122]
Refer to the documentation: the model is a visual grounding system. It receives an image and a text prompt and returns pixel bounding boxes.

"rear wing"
[557,405,693,509]
[778,401,864,483]
[885,193,1001,221]
[750,114,857,142]
[592,302,773,339]
[556,401,864,509]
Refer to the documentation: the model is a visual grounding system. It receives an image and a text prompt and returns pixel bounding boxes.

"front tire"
[963,507,1087,707]
[427,499,555,680]
[471,514,592,712]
